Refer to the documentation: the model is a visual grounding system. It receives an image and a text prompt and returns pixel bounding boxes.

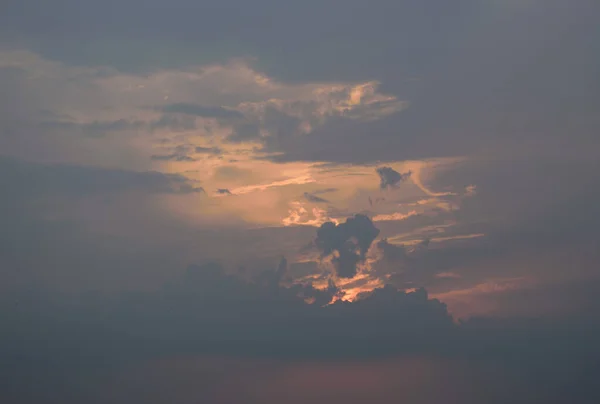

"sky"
[1,1,600,403]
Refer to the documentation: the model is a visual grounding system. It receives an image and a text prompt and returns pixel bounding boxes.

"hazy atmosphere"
[1,1,600,403]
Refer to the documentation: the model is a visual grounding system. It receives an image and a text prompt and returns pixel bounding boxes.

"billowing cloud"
[315,214,380,278]
[282,202,336,227]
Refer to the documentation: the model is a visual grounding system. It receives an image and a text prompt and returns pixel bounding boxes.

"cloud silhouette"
[315,214,380,278]
[376,166,412,189]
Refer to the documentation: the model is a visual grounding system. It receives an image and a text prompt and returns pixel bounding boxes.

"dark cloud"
[315,214,380,278]
[292,277,343,307]
[0,155,204,195]
[303,192,328,203]
[2,1,600,402]
[262,107,303,136]
[6,259,458,383]
[3,2,597,167]
[371,236,454,291]
[377,238,408,263]
[150,114,197,132]
[313,188,337,194]
[2,261,454,359]
[376,166,412,189]
[40,118,146,137]
[2,191,600,403]
[302,188,337,203]
[195,146,222,155]
[158,103,243,119]
[150,153,196,162]
[216,188,232,195]
[368,195,386,207]
[225,108,305,145]
[254,256,287,290]
[227,122,261,143]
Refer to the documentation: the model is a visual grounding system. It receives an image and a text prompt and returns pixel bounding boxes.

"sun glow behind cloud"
[1,49,490,313]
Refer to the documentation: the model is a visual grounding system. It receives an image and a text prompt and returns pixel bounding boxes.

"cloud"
[150,113,197,132]
[3,261,455,359]
[303,192,329,203]
[2,1,598,169]
[3,258,600,365]
[254,256,288,290]
[435,272,462,279]
[0,156,204,196]
[313,188,337,194]
[150,153,196,162]
[216,188,232,195]
[376,238,408,264]
[2,3,600,401]
[195,146,222,155]
[40,118,146,137]
[157,102,244,118]
[302,188,337,204]
[0,50,406,170]
[315,214,380,278]
[282,202,336,227]
[376,166,412,189]
[372,210,418,222]
[2,153,600,403]
[231,174,315,195]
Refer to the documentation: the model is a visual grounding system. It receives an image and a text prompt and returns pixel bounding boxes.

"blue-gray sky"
[1,1,600,403]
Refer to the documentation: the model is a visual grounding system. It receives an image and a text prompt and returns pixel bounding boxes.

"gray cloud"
[195,146,223,155]
[313,188,337,194]
[216,188,232,195]
[2,155,600,403]
[2,257,600,403]
[40,118,146,137]
[150,114,197,132]
[3,260,455,355]
[158,103,244,119]
[227,122,261,143]
[302,188,337,204]
[0,156,204,196]
[303,192,328,203]
[315,214,380,278]
[2,1,600,402]
[150,153,196,162]
[376,166,412,189]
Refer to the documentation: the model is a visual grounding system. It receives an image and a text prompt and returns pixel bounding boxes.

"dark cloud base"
[2,261,600,403]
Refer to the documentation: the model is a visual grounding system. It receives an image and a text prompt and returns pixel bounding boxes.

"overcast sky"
[2,1,600,403]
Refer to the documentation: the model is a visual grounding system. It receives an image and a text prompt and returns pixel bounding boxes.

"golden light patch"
[340,277,386,302]
[282,202,338,227]
[372,210,419,222]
